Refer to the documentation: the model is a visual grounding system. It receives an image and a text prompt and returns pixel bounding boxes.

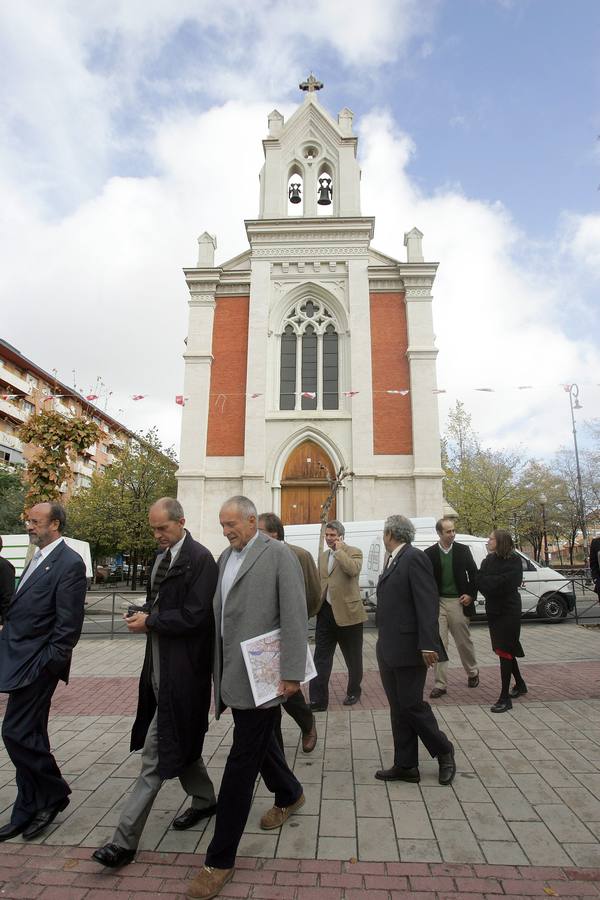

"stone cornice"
[183,269,221,297]
[245,217,375,247]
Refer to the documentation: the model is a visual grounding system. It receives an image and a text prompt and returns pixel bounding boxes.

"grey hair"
[222,495,257,519]
[384,515,415,544]
[153,497,184,521]
[325,520,345,537]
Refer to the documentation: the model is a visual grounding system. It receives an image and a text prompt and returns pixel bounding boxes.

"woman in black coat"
[477,529,526,713]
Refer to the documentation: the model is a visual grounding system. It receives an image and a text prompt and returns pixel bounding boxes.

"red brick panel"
[206,296,250,457]
[369,292,412,455]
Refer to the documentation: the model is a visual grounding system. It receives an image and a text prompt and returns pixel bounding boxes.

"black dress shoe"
[0,821,28,842]
[491,697,512,713]
[467,674,480,688]
[438,745,456,785]
[375,765,420,783]
[22,798,69,840]
[429,687,447,699]
[509,682,528,698]
[343,694,360,706]
[309,702,328,712]
[92,843,136,868]
[172,804,217,830]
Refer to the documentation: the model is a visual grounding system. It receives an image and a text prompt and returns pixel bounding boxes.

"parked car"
[284,519,576,620]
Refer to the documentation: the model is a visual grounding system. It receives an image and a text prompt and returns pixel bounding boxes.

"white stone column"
[176,269,220,538]
[242,258,270,494]
[401,265,444,518]
[347,254,374,515]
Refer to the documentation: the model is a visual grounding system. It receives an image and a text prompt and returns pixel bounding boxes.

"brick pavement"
[0,622,599,897]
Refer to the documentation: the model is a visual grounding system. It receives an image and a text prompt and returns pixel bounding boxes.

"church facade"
[177,82,444,551]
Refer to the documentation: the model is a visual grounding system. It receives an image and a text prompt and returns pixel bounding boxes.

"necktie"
[19,548,43,588]
[150,549,171,604]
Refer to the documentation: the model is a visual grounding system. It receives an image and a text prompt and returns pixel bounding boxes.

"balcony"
[0,431,23,452]
[0,397,27,423]
[74,460,94,477]
[0,363,30,395]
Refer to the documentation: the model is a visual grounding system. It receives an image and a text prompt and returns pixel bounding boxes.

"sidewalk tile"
[357,818,399,862]
[397,839,441,862]
[509,821,572,865]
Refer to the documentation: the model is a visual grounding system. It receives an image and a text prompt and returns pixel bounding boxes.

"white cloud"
[357,111,598,455]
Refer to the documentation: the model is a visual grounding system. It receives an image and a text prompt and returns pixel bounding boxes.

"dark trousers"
[376,646,452,768]
[309,602,363,707]
[274,690,314,751]
[2,672,70,827]
[205,706,303,869]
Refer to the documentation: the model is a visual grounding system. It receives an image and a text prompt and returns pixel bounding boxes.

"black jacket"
[130,531,218,780]
[375,544,447,668]
[590,537,600,594]
[0,541,86,692]
[424,541,478,618]
[0,555,15,624]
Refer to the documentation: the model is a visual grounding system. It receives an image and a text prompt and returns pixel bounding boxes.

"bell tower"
[177,77,444,552]
[259,74,361,219]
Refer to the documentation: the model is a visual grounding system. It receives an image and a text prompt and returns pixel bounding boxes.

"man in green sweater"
[424,519,479,698]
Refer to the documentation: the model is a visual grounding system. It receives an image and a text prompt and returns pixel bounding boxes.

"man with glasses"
[0,502,87,841]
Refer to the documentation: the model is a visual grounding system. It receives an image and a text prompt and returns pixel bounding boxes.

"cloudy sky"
[1,0,598,457]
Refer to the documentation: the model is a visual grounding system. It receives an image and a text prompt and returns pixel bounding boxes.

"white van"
[0,533,93,586]
[284,519,576,621]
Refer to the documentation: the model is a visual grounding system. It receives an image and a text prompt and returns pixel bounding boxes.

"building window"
[279,298,339,411]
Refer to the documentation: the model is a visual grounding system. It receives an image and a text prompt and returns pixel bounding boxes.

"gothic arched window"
[279,299,339,411]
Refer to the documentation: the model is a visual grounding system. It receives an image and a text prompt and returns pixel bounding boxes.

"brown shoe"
[260,793,305,830]
[187,865,234,899]
[301,723,317,753]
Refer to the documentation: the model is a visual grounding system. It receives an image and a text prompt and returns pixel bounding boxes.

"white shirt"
[438,542,452,555]
[19,537,64,587]
[167,532,186,567]
[220,531,259,633]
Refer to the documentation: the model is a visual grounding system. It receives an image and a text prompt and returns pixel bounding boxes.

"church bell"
[289,182,302,204]
[317,175,332,205]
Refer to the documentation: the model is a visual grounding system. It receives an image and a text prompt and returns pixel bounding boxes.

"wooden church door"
[280,440,337,525]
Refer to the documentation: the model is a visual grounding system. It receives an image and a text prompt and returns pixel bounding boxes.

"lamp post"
[565,383,588,566]
[539,493,549,566]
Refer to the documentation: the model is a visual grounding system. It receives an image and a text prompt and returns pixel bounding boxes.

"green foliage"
[0,467,27,533]
[18,411,101,507]
[67,428,177,563]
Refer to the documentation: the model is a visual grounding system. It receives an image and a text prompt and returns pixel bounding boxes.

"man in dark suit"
[0,502,87,841]
[0,536,16,624]
[375,514,455,786]
[425,518,479,698]
[93,498,218,869]
[258,512,320,753]
[186,496,306,900]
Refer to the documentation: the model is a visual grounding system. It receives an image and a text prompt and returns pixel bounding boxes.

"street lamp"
[539,493,549,566]
[565,383,589,566]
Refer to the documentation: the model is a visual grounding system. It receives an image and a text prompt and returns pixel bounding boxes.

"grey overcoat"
[213,532,308,717]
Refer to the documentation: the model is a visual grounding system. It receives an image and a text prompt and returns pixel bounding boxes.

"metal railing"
[82,591,147,637]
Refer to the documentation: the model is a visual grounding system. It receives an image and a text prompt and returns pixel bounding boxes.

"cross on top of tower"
[299,73,323,93]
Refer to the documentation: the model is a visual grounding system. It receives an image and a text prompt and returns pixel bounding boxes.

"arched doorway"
[281,440,337,525]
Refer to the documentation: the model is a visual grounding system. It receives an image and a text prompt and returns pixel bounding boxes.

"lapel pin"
[45,566,50,571]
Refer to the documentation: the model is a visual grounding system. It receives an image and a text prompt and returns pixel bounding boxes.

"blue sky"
[0,0,598,454]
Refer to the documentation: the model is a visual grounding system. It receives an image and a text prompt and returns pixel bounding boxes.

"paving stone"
[44,806,108,845]
[479,840,529,865]
[461,803,514,840]
[357,817,399,862]
[351,739,380,760]
[323,748,352,772]
[556,787,600,821]
[317,836,357,860]
[491,749,536,774]
[451,774,491,803]
[420,786,465,820]
[321,771,355,801]
[534,802,597,843]
[509,820,572,865]
[355,784,390,818]
[319,800,356,838]
[563,843,600,866]
[276,815,318,858]
[511,774,560,805]
[433,821,483,863]
[391,801,434,840]
[397,838,442,863]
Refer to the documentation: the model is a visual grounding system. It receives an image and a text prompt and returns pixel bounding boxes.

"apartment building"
[0,338,134,495]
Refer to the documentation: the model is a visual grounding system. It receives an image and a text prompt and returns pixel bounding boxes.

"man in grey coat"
[187,496,307,900]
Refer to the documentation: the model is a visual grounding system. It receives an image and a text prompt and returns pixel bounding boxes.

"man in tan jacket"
[309,520,366,710]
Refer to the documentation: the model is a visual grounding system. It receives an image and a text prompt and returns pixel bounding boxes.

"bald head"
[148,497,186,550]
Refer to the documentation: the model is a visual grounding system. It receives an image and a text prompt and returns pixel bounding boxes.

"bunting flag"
[132,394,146,401]
[301,391,316,399]
[474,388,495,392]
[343,390,360,397]
[85,394,99,401]
[386,389,409,395]
[175,395,187,406]
[250,393,263,399]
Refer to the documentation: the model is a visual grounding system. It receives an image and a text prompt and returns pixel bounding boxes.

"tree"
[443,402,529,536]
[18,411,101,507]
[0,467,27,533]
[68,428,178,589]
